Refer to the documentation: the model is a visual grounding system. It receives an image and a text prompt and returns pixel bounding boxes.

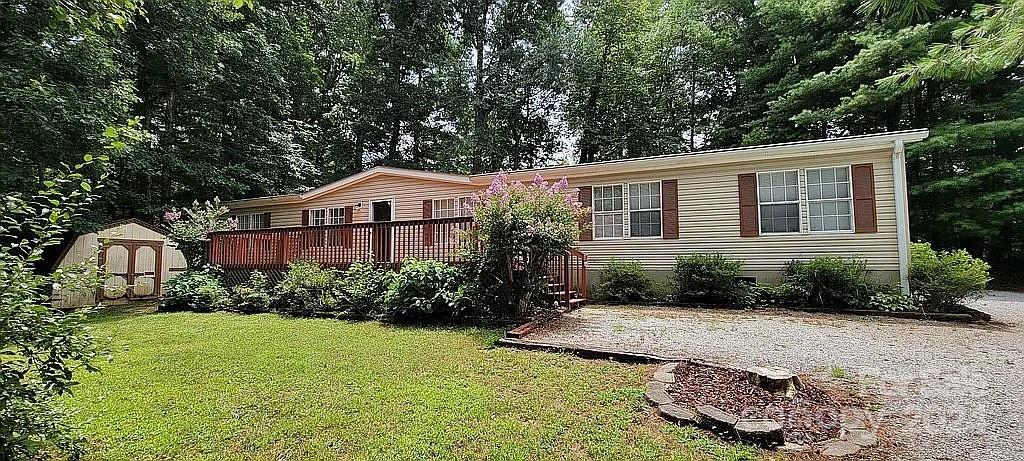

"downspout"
[892,140,911,294]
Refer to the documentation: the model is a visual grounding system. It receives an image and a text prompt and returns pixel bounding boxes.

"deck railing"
[207,217,589,306]
[208,217,476,270]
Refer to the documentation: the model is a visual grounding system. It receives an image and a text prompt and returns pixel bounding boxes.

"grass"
[64,311,766,461]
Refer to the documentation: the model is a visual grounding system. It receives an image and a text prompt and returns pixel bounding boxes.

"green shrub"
[272,260,341,315]
[381,258,467,322]
[868,289,915,312]
[596,259,656,303]
[784,256,873,310]
[741,282,806,309]
[337,261,393,318]
[673,253,744,304]
[161,269,230,312]
[230,271,272,314]
[909,242,990,310]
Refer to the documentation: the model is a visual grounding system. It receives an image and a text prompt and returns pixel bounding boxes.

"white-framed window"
[433,198,457,219]
[628,181,662,238]
[806,166,853,232]
[327,207,346,225]
[309,208,327,226]
[235,213,265,230]
[458,196,474,216]
[757,170,801,234]
[592,185,624,239]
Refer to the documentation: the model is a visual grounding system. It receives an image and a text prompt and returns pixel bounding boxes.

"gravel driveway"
[525,291,1024,460]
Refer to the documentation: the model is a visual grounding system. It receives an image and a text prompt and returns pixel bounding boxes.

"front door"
[99,239,164,302]
[370,200,393,263]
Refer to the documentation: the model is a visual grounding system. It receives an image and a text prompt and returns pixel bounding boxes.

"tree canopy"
[2,0,1022,274]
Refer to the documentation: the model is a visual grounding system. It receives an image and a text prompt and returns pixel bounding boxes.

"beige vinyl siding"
[230,176,482,227]
[571,148,898,274]
[225,147,900,277]
[52,222,187,308]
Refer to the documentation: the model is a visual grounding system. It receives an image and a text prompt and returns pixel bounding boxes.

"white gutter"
[892,139,912,294]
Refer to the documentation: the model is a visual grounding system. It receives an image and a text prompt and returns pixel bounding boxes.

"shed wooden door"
[99,239,164,301]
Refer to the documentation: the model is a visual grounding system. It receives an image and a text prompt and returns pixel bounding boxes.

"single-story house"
[218,129,927,295]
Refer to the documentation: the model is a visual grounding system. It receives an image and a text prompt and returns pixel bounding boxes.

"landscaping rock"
[746,365,803,398]
[819,439,861,457]
[644,382,674,406]
[843,428,878,447]
[733,418,785,447]
[696,405,738,436]
[840,414,867,430]
[657,403,698,425]
[779,442,809,453]
[653,370,675,383]
[657,362,678,374]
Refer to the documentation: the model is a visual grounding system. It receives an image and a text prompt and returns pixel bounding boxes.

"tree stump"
[746,366,803,398]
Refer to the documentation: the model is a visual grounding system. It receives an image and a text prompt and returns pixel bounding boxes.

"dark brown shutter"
[577,186,593,241]
[422,200,434,246]
[661,180,679,239]
[738,173,759,237]
[852,163,878,233]
[342,206,354,248]
[261,212,272,229]
[301,209,309,226]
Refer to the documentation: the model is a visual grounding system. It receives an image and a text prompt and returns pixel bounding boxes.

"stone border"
[648,361,879,456]
[496,337,676,363]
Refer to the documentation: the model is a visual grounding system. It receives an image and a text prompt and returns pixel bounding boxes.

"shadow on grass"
[82,302,515,348]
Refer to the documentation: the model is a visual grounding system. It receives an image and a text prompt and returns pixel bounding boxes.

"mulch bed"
[666,361,853,445]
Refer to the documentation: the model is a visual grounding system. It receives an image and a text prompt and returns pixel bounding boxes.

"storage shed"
[51,219,187,308]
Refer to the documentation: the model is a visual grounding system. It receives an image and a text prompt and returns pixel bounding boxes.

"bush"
[272,260,341,315]
[596,259,657,303]
[230,271,273,314]
[463,173,588,318]
[910,242,990,310]
[381,258,467,322]
[161,268,230,312]
[337,261,393,318]
[673,254,744,304]
[741,282,806,309]
[868,289,916,312]
[784,256,873,310]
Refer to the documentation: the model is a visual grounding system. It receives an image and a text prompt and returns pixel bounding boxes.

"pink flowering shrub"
[463,173,589,317]
[165,197,236,267]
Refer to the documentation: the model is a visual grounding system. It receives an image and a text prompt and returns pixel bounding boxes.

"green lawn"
[64,311,765,461]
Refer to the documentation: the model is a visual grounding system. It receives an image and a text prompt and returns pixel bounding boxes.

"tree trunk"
[579,43,612,164]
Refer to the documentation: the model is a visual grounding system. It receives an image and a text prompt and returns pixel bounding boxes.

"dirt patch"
[666,361,854,445]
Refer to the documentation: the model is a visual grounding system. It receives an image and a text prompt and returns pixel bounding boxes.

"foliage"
[868,289,917,312]
[336,261,393,318]
[161,268,230,312]
[164,198,236,268]
[271,260,341,315]
[878,0,1024,85]
[909,242,990,310]
[672,254,745,305]
[381,259,467,322]
[229,271,273,314]
[595,259,657,303]
[741,282,807,309]
[0,147,118,459]
[784,256,874,310]
[462,173,588,318]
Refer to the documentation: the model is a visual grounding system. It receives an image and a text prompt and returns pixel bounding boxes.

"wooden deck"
[207,216,588,306]
[208,217,474,270]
